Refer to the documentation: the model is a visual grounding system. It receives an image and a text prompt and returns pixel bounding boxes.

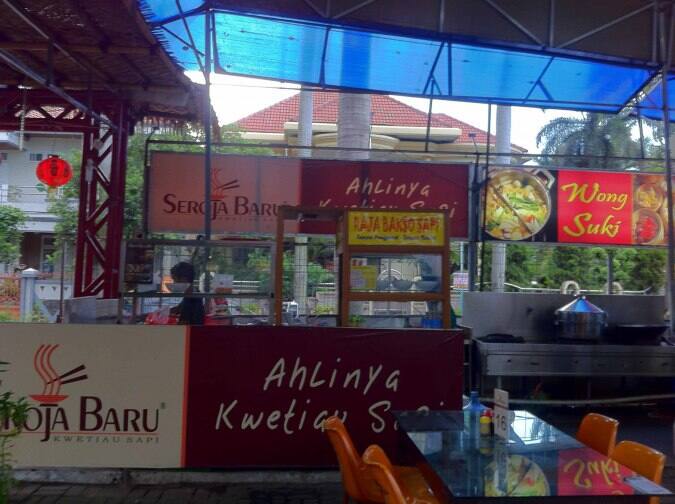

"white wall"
[0,132,82,233]
[0,132,82,190]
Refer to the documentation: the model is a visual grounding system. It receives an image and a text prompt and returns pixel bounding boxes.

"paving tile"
[30,486,69,497]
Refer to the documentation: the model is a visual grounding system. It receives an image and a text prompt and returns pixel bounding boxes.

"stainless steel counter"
[476,340,675,377]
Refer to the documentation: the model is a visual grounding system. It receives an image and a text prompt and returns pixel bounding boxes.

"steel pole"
[663,75,675,335]
[203,10,212,241]
[660,7,675,336]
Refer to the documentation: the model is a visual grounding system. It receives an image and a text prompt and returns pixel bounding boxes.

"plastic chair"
[323,416,435,503]
[576,413,619,456]
[363,444,439,504]
[612,440,666,504]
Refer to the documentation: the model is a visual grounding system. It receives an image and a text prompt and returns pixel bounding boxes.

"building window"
[0,153,7,161]
[40,236,56,273]
[29,153,43,161]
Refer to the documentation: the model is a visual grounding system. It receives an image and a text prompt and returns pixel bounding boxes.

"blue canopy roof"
[143,2,671,118]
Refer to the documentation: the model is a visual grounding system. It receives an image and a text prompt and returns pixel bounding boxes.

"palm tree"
[535,112,641,169]
[337,93,371,160]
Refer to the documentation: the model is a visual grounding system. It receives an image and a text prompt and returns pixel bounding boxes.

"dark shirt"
[177,294,205,325]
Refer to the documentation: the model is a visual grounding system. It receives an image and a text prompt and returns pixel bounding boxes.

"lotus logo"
[30,344,87,405]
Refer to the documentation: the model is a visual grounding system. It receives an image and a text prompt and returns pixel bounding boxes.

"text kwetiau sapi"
[213,357,445,435]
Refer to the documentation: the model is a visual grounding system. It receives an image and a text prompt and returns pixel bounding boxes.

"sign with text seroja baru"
[1,324,186,468]
[347,211,445,246]
[148,153,469,237]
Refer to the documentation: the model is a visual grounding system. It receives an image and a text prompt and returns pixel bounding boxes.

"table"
[393,410,671,503]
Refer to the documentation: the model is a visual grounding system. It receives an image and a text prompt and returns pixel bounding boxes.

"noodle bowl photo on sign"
[484,169,553,241]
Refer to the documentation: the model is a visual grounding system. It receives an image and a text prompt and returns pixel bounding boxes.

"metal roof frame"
[143,0,675,334]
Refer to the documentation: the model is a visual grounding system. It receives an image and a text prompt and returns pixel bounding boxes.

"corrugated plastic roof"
[142,4,667,117]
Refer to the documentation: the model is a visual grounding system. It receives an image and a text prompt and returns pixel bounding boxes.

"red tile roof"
[234,92,497,145]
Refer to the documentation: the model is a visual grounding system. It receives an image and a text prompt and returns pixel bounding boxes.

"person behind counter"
[169,262,205,325]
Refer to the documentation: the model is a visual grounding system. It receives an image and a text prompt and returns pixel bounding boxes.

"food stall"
[273,206,452,329]
[3,157,466,468]
[463,165,675,400]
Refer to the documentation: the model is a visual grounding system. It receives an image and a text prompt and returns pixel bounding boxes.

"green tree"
[536,113,641,169]
[534,112,666,293]
[241,248,334,300]
[549,246,608,290]
[0,206,26,264]
[626,249,667,292]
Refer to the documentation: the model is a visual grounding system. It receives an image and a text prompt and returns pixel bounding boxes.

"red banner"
[148,153,469,238]
[558,448,636,496]
[484,167,672,246]
[184,326,463,467]
[300,160,469,237]
[558,171,633,245]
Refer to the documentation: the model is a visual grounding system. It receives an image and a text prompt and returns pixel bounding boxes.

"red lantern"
[36,155,73,188]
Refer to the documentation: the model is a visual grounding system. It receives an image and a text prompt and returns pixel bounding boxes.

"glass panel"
[348,299,442,329]
[349,253,441,292]
[394,410,671,499]
[121,241,273,325]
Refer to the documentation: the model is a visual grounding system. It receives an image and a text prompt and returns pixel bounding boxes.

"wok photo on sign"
[483,168,556,241]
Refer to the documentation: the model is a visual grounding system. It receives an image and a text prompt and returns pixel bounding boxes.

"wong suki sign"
[484,167,673,246]
[558,171,671,246]
[184,326,463,467]
[0,325,186,468]
[558,448,636,496]
[148,153,469,237]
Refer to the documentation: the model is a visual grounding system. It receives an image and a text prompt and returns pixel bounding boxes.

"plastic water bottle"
[464,391,486,414]
[463,391,485,447]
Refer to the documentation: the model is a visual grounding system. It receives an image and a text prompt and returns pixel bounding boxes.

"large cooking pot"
[484,169,554,241]
[554,296,607,341]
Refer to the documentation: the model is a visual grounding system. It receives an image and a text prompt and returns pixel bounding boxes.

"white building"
[0,131,81,273]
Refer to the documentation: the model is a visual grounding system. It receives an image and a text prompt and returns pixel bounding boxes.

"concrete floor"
[10,482,344,503]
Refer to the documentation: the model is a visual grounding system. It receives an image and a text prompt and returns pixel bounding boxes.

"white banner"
[0,324,187,468]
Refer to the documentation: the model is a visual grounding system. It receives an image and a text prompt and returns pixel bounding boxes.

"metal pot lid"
[556,296,605,314]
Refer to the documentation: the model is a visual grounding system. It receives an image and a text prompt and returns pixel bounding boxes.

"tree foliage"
[0,206,26,264]
[536,113,641,169]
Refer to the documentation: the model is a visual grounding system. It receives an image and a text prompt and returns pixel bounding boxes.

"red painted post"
[73,100,129,298]
[104,102,128,298]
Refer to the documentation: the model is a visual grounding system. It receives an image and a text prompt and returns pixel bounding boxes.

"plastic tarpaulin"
[142,1,667,116]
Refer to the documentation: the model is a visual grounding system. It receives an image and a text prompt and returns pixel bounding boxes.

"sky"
[196,73,581,154]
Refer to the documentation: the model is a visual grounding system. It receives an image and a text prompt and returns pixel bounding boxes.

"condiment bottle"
[480,414,491,436]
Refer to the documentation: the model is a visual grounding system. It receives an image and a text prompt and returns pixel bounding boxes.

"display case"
[120,238,274,324]
[338,209,451,328]
[272,206,451,328]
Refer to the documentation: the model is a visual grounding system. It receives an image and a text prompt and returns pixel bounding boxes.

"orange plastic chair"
[363,444,439,504]
[576,413,619,456]
[323,416,435,504]
[612,440,666,504]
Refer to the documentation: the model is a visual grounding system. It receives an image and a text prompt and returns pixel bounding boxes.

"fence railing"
[0,184,63,204]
